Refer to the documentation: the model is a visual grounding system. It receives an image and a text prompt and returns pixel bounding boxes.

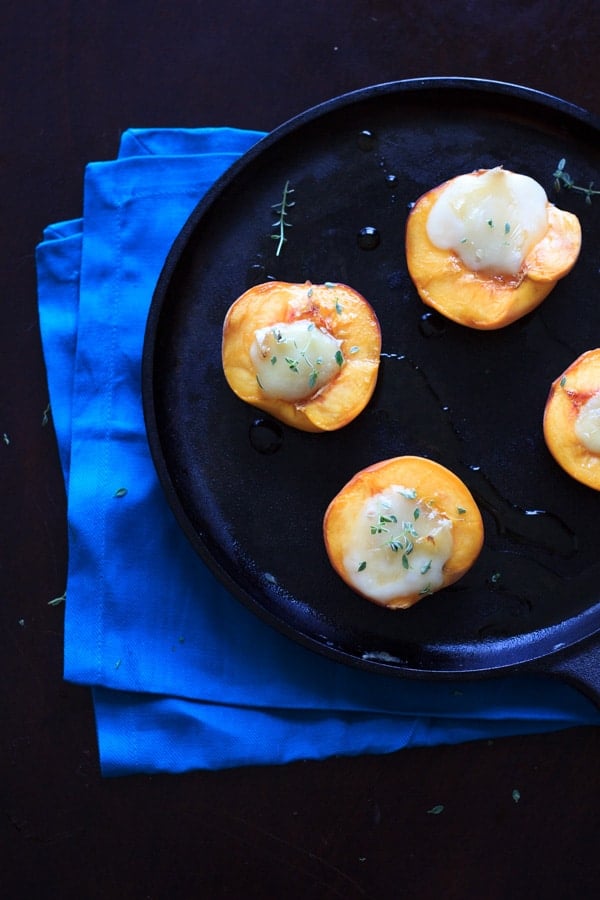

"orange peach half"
[323,455,484,609]
[543,348,600,490]
[405,169,582,330]
[222,281,381,432]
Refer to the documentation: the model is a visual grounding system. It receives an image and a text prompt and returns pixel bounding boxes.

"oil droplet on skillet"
[249,417,284,454]
[419,311,447,338]
[358,129,376,151]
[247,262,266,287]
[357,226,380,250]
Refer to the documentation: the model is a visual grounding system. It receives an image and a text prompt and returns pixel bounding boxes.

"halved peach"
[543,349,600,490]
[222,281,381,432]
[405,169,581,330]
[323,456,484,609]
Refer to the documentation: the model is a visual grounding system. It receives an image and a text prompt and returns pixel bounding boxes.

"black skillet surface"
[143,78,600,697]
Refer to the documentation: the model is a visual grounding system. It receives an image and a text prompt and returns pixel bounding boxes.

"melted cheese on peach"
[342,486,453,604]
[250,319,343,402]
[426,167,548,276]
[574,392,600,454]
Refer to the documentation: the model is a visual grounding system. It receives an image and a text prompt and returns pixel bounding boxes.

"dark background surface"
[2,2,599,897]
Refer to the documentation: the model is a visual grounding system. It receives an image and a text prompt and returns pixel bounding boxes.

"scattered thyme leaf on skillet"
[271,180,295,256]
[553,158,599,205]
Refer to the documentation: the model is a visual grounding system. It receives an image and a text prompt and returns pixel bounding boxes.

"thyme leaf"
[271,180,295,255]
[553,158,599,205]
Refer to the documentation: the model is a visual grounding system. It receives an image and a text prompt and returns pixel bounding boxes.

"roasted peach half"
[405,167,581,330]
[543,349,600,490]
[222,281,381,432]
[323,455,484,609]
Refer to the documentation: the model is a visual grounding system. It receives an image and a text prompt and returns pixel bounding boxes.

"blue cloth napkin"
[36,127,600,776]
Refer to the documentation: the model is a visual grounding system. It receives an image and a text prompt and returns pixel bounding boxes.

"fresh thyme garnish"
[48,591,66,607]
[358,561,367,572]
[370,510,421,570]
[553,158,599,205]
[42,403,51,426]
[271,180,295,255]
[370,513,397,535]
[560,375,567,388]
[262,326,340,393]
[113,487,128,498]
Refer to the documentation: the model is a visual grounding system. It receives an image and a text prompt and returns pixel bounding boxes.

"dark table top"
[3,2,600,897]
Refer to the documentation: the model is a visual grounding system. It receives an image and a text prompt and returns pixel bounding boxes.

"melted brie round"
[342,486,453,603]
[250,319,343,402]
[426,168,548,276]
[574,392,600,454]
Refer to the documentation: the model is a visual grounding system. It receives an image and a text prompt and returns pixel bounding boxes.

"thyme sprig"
[263,327,343,393]
[368,508,423,571]
[271,180,295,256]
[553,158,599,205]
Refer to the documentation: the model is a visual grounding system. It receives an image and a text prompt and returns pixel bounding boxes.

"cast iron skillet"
[143,77,600,704]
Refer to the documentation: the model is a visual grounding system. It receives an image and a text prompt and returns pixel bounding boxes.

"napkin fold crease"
[36,127,600,776]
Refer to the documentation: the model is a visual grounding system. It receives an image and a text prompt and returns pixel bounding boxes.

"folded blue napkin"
[36,127,600,776]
